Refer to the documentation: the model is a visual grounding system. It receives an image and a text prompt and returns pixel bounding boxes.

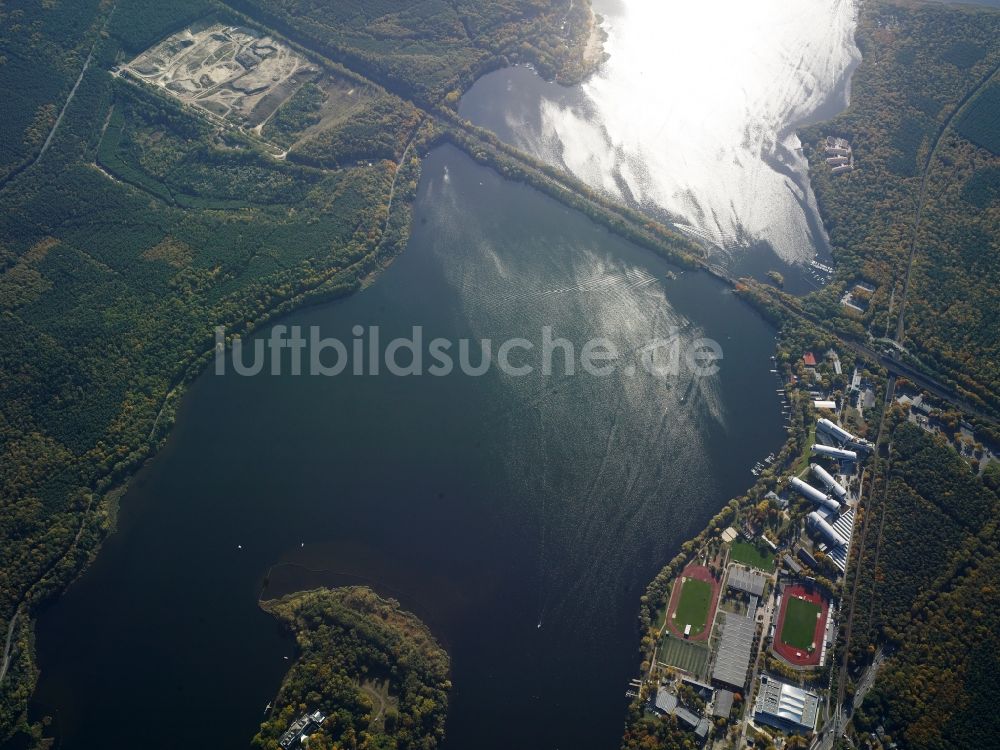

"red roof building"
[802,352,817,368]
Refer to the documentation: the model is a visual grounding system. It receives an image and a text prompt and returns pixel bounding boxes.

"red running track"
[772,583,829,667]
[664,564,721,643]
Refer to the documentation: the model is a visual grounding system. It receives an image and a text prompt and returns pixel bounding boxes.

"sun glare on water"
[533,0,860,263]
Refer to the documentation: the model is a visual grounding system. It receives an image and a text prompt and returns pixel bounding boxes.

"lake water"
[460,0,861,291]
[30,145,785,749]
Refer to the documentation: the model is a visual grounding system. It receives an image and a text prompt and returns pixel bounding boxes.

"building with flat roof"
[681,676,714,699]
[711,612,756,689]
[782,553,804,575]
[652,688,710,741]
[279,710,327,749]
[712,689,735,718]
[727,567,766,597]
[753,676,820,733]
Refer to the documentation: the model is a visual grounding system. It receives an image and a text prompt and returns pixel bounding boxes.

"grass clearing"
[730,541,776,573]
[792,421,817,476]
[780,596,822,651]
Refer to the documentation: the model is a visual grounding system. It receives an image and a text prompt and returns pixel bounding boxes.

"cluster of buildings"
[642,405,868,745]
[841,280,876,313]
[653,685,712,741]
[785,416,870,572]
[279,709,327,749]
[824,136,855,174]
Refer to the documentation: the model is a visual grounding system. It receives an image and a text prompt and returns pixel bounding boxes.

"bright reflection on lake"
[462,0,860,266]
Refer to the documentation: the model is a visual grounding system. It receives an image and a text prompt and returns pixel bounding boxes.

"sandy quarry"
[123,21,316,127]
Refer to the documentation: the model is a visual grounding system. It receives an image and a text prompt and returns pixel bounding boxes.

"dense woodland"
[847,422,1000,749]
[0,0,103,182]
[799,1,1000,415]
[255,587,450,750]
[226,0,604,106]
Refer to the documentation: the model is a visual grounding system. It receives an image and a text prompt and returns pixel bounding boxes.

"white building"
[790,477,841,513]
[811,443,857,462]
[807,511,847,548]
[810,463,847,501]
[753,676,820,732]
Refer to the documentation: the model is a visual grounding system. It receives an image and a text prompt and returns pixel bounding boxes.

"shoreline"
[4,3,846,746]
[582,8,609,73]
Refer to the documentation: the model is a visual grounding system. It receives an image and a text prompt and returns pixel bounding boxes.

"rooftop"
[713,689,735,718]
[782,554,803,575]
[279,710,327,749]
[753,676,820,732]
[711,612,756,689]
[727,567,767,597]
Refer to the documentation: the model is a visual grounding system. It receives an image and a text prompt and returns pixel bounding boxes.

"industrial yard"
[121,21,316,128]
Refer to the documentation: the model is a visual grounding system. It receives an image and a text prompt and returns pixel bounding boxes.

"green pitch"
[780,596,822,650]
[672,577,713,635]
[729,540,776,572]
[658,637,710,678]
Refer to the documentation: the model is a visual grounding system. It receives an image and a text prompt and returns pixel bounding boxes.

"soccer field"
[729,540,776,572]
[672,577,713,635]
[658,636,710,678]
[780,596,822,650]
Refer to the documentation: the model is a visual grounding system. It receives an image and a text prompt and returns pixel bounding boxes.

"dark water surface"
[31,146,784,749]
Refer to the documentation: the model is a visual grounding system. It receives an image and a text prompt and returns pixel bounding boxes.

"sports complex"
[664,564,720,642]
[772,583,829,667]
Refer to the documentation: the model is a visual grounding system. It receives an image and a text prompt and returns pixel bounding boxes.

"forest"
[254,587,450,750]
[798,1,1000,416]
[224,0,604,106]
[0,0,103,182]
[847,421,1000,750]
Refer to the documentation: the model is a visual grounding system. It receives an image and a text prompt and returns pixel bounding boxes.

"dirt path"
[35,5,117,165]
[893,60,1000,344]
[380,131,419,241]
[0,606,22,686]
